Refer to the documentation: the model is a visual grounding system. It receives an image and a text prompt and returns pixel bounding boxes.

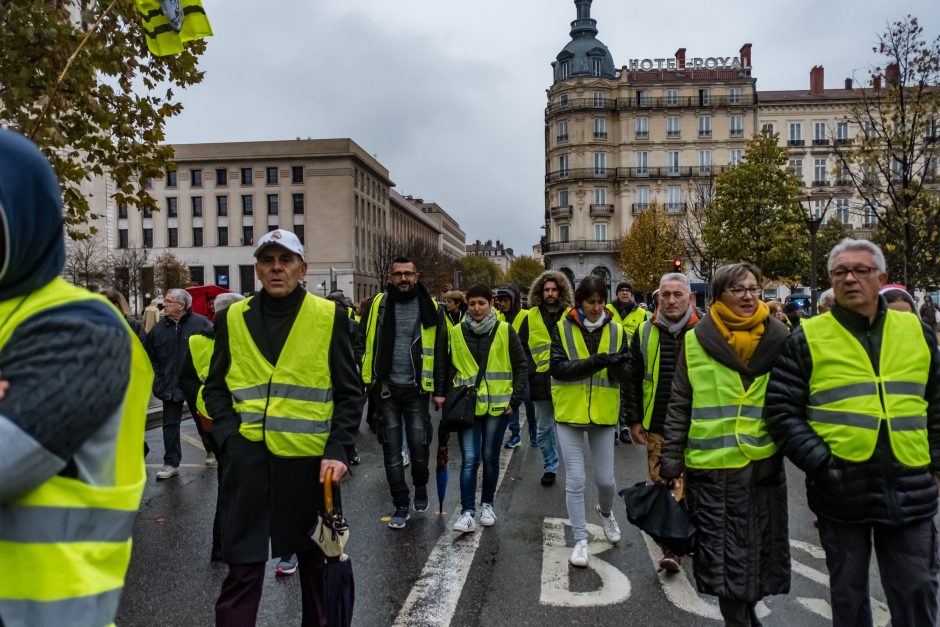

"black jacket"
[203,288,363,563]
[660,314,792,601]
[765,300,940,525]
[549,309,630,422]
[354,284,448,396]
[446,321,528,411]
[145,310,212,402]
[623,310,698,434]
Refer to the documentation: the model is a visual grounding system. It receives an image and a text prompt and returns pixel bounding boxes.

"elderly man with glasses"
[765,238,940,627]
[145,287,212,479]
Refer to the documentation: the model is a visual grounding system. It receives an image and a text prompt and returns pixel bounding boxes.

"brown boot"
[658,549,680,573]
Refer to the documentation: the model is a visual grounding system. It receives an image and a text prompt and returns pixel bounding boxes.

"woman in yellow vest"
[660,263,791,626]
[549,276,630,568]
[449,285,527,533]
[443,290,467,330]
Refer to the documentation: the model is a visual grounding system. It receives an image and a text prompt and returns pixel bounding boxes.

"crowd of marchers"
[2,126,938,627]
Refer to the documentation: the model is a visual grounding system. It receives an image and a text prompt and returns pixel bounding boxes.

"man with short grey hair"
[766,237,940,626]
[623,271,699,573]
[145,286,212,479]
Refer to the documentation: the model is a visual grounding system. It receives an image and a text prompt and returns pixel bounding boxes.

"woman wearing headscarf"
[660,263,792,626]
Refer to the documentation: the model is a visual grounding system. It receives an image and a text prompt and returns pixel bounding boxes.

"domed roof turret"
[551,0,616,83]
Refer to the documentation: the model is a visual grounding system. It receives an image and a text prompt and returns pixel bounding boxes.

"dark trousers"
[818,516,940,627]
[215,551,326,627]
[377,385,431,508]
[718,598,760,627]
[162,400,184,467]
[506,388,536,440]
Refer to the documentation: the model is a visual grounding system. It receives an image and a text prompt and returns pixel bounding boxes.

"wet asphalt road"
[117,410,905,627]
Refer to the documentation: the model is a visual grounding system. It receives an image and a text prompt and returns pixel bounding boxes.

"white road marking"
[181,432,206,451]
[540,517,631,607]
[640,531,722,620]
[798,597,832,620]
[392,447,513,627]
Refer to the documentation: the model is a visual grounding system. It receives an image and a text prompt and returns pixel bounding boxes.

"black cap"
[616,281,633,293]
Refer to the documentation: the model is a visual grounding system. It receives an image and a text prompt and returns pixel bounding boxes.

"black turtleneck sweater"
[204,287,363,463]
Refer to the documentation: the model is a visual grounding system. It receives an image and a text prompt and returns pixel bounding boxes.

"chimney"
[809,65,824,95]
[739,43,752,69]
[675,47,686,69]
[872,75,882,90]
[885,63,900,86]
[845,77,853,90]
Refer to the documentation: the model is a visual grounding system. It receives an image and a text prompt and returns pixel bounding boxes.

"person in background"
[0,129,153,627]
[204,229,362,625]
[443,290,467,331]
[550,276,629,567]
[180,292,245,563]
[920,294,939,332]
[145,287,212,478]
[662,262,791,626]
[606,281,648,341]
[450,284,527,533]
[766,238,940,627]
[623,272,699,573]
[817,288,835,314]
[783,301,804,330]
[881,285,917,314]
[143,297,161,333]
[103,289,146,345]
[495,284,534,448]
[517,270,574,486]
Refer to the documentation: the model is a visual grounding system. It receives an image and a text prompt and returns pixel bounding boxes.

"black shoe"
[349,453,361,465]
[541,472,556,486]
[414,486,429,512]
[211,547,223,562]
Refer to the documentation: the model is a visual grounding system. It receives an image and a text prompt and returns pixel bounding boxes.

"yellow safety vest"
[188,334,213,420]
[527,307,564,373]
[606,304,648,345]
[449,322,514,416]
[225,293,335,457]
[0,278,152,627]
[361,292,437,392]
[803,310,931,467]
[551,318,624,425]
[684,329,776,469]
[496,309,528,333]
[639,321,660,430]
[136,0,212,57]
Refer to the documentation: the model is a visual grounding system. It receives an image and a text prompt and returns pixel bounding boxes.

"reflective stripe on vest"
[225,293,335,456]
[188,334,213,420]
[684,329,776,469]
[551,318,623,425]
[639,321,661,430]
[362,293,437,391]
[803,310,930,467]
[526,307,557,373]
[449,322,514,415]
[0,278,152,627]
[136,0,212,57]
[606,304,647,346]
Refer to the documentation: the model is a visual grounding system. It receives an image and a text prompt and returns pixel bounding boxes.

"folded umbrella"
[310,467,354,627]
[619,481,696,556]
[436,428,450,515]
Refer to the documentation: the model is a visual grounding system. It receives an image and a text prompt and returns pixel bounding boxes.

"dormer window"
[560,61,570,80]
[592,58,602,76]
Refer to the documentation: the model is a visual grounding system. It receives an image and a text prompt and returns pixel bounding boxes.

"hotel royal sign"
[627,55,750,71]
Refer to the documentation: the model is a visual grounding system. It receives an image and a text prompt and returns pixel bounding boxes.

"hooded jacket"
[0,129,132,503]
[518,270,574,401]
[496,284,523,325]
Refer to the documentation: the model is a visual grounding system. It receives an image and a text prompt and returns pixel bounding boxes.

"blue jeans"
[506,388,537,441]
[458,412,510,512]
[533,400,559,473]
[377,385,432,508]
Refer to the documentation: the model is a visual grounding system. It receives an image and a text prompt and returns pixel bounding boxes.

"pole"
[809,226,818,315]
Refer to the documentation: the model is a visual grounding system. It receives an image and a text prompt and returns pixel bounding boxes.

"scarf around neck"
[578,308,606,331]
[465,311,497,335]
[710,299,770,365]
[658,305,694,335]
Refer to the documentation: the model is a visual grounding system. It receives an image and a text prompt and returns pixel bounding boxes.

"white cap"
[253,229,305,260]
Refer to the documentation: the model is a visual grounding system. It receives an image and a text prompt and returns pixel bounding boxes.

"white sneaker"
[155,465,179,480]
[596,504,621,543]
[205,453,217,467]
[570,539,589,567]
[480,503,497,527]
[453,511,476,534]
[402,450,411,467]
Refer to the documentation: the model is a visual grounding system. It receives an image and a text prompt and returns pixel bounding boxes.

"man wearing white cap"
[203,229,363,625]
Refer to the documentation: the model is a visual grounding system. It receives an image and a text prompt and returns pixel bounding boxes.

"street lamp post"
[795,194,835,316]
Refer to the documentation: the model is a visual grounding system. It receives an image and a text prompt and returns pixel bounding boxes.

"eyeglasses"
[390,271,416,279]
[725,286,762,298]
[830,266,876,281]
[163,299,180,306]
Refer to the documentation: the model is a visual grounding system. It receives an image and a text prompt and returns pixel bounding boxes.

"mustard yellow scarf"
[709,300,770,365]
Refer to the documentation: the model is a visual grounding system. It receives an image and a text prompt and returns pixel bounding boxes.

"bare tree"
[369,233,399,288]
[153,251,192,295]
[112,247,150,315]
[679,177,722,288]
[64,237,110,290]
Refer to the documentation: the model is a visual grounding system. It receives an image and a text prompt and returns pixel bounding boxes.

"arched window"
[591,266,612,301]
[559,267,576,288]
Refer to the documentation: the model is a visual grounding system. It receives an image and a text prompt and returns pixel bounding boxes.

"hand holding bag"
[441,325,498,432]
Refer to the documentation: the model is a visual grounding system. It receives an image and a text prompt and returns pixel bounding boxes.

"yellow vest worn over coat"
[361,292,437,392]
[449,321,514,416]
[0,278,153,627]
[803,310,931,467]
[551,318,624,426]
[188,334,214,419]
[225,293,335,457]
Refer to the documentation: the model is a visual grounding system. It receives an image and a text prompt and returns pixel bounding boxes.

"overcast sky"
[165,0,936,255]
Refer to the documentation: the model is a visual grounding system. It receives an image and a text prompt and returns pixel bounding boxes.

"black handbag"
[441,325,498,432]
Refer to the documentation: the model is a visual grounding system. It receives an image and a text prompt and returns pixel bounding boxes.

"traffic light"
[673,258,682,271]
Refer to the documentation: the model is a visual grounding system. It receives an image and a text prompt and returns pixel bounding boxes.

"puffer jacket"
[765,300,940,525]
[446,320,528,411]
[661,314,791,602]
[518,270,574,401]
[550,308,630,422]
[145,309,212,402]
[623,308,698,434]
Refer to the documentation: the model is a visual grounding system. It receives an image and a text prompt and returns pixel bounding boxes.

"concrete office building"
[404,196,467,259]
